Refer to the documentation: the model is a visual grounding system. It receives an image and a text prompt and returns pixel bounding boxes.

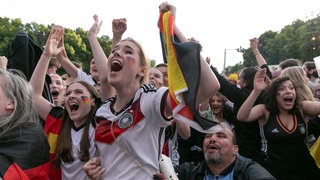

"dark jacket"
[175,154,275,180]
[8,30,52,104]
[211,66,262,159]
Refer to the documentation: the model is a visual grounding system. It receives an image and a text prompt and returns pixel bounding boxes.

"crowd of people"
[0,1,320,180]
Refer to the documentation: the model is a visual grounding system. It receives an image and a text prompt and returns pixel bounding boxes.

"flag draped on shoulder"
[0,122,50,179]
[159,11,218,133]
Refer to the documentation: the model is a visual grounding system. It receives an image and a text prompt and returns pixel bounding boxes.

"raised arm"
[237,68,267,122]
[300,100,320,117]
[250,37,267,67]
[159,2,219,117]
[87,15,114,102]
[175,120,191,139]
[56,35,78,78]
[0,56,8,70]
[250,37,272,79]
[111,18,127,48]
[30,26,64,120]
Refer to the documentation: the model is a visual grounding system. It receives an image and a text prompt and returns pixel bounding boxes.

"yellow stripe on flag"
[47,132,58,154]
[162,12,188,105]
[310,137,320,169]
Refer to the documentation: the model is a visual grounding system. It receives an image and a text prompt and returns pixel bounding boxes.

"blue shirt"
[204,161,235,180]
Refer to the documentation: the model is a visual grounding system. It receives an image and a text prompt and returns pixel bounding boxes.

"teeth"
[112,60,120,64]
[70,102,77,106]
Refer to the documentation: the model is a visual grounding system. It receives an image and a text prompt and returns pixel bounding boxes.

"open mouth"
[283,96,295,107]
[51,90,59,98]
[212,106,220,110]
[111,60,123,72]
[208,144,220,151]
[284,96,294,103]
[69,102,79,112]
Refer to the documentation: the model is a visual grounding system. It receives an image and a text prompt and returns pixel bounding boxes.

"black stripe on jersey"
[141,84,157,93]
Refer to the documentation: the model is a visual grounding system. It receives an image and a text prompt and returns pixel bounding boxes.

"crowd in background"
[1,2,320,180]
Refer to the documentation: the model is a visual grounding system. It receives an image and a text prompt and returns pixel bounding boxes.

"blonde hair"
[280,66,314,102]
[121,37,150,85]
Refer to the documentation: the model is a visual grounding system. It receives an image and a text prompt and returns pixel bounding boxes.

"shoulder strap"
[258,120,269,161]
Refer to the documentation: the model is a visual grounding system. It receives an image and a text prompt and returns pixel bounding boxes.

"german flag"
[311,137,320,168]
[0,122,50,179]
[159,11,218,133]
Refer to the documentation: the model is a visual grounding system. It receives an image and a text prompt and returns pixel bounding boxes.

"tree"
[231,16,320,76]
[0,17,24,56]
[0,17,113,74]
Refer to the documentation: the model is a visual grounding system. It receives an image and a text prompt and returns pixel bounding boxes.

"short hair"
[304,61,316,70]
[220,122,237,145]
[303,61,318,78]
[279,58,301,70]
[88,55,94,63]
[72,61,83,70]
[156,63,168,68]
[205,122,236,145]
[49,57,61,68]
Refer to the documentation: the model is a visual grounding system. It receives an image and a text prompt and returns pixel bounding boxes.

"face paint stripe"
[126,56,135,62]
[81,96,90,104]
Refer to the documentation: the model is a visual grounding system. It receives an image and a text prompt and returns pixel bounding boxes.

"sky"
[1,0,320,73]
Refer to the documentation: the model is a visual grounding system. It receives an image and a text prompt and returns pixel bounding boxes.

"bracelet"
[254,52,261,55]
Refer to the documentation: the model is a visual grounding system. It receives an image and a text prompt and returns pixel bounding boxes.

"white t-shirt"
[61,123,99,180]
[74,69,97,86]
[95,85,171,179]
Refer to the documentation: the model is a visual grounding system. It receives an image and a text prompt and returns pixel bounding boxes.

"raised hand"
[254,68,267,92]
[159,1,176,16]
[112,18,127,36]
[56,32,68,60]
[249,37,259,53]
[43,25,64,57]
[88,15,103,37]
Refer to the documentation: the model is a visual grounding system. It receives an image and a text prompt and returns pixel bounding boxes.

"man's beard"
[205,152,221,164]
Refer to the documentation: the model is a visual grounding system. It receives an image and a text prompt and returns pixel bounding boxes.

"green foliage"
[226,16,320,76]
[0,17,25,56]
[0,17,113,74]
[150,59,156,67]
[2,16,320,77]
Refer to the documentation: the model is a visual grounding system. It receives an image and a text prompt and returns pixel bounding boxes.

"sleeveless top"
[258,111,320,180]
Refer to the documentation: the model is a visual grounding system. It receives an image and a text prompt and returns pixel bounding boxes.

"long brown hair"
[53,81,98,167]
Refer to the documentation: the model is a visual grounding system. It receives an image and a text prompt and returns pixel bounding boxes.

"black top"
[211,66,263,159]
